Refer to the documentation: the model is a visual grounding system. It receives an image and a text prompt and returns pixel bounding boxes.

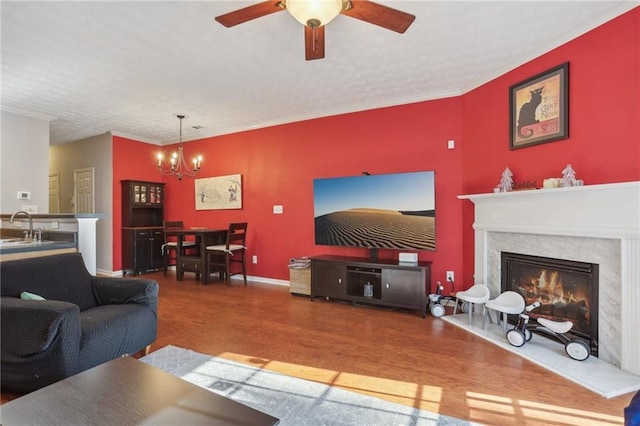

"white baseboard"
[100,267,291,287]
[242,275,289,287]
[98,268,122,277]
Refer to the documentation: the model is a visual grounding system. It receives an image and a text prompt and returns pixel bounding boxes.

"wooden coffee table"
[0,356,279,425]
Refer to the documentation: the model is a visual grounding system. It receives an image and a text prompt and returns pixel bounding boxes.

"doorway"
[73,167,95,214]
[48,173,60,213]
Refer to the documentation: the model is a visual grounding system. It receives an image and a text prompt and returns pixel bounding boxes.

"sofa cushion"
[0,253,96,311]
[78,304,157,371]
[93,278,159,316]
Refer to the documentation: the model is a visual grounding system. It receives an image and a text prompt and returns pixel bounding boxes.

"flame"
[516,268,591,328]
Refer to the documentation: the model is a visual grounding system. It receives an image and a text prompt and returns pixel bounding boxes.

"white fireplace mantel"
[459,181,640,239]
[459,181,640,375]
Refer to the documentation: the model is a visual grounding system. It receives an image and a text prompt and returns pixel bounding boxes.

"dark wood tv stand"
[310,255,431,318]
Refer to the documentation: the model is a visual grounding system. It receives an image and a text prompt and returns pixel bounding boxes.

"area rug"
[141,345,475,426]
[442,313,640,398]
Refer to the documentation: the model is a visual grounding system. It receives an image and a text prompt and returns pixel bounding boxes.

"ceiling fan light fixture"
[286,0,343,28]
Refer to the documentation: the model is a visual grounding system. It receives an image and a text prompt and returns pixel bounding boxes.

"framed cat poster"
[509,62,569,149]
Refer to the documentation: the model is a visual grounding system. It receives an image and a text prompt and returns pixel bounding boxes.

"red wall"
[162,98,464,292]
[111,98,464,290]
[112,136,170,266]
[112,8,638,292]
[460,7,639,284]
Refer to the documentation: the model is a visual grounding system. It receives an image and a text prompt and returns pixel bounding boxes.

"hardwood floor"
[2,272,633,425]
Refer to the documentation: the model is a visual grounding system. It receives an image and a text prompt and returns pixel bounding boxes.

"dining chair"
[162,221,197,276]
[206,223,248,286]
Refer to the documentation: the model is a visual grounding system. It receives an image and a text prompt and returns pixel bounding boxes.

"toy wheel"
[460,302,470,313]
[431,303,445,318]
[525,329,533,341]
[507,329,526,347]
[565,339,590,361]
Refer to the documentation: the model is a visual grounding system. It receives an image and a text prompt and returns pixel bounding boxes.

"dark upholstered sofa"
[0,253,159,393]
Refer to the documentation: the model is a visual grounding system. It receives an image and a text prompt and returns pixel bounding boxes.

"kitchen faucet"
[10,210,34,240]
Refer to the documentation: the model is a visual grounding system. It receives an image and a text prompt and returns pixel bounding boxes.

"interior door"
[74,168,95,214]
[48,173,60,213]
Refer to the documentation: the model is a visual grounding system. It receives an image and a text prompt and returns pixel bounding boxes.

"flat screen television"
[313,171,435,258]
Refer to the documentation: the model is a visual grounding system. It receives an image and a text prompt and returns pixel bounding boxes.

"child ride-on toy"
[506,302,591,361]
[428,282,466,318]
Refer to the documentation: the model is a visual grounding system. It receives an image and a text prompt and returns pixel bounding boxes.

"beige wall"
[49,133,114,273]
[1,111,50,213]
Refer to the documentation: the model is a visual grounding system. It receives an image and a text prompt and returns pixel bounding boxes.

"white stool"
[482,291,525,333]
[453,284,490,324]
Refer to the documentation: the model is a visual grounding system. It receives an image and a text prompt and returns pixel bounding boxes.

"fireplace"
[459,181,640,375]
[501,252,598,356]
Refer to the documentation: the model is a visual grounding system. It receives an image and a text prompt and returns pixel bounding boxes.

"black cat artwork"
[517,87,544,138]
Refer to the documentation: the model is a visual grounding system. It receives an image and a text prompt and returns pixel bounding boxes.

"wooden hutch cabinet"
[121,180,165,275]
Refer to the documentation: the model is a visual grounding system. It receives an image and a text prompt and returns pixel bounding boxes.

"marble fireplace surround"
[459,181,640,375]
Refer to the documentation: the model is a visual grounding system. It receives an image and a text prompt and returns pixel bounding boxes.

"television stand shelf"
[310,255,431,318]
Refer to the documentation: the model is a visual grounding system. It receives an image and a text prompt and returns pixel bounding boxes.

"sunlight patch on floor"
[466,391,624,426]
[219,351,442,412]
[220,351,625,425]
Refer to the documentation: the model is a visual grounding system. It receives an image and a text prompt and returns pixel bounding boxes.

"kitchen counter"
[1,213,105,272]
[0,228,78,261]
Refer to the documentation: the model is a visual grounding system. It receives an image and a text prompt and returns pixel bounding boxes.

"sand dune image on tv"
[315,208,435,250]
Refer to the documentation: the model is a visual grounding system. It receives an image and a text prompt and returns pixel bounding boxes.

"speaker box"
[398,253,418,263]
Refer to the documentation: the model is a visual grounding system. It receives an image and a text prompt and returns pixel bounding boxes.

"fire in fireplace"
[501,252,598,357]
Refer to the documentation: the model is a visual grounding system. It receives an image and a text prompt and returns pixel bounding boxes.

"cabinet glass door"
[154,185,163,204]
[133,184,141,203]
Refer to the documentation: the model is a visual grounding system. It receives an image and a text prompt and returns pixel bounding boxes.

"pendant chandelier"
[157,114,202,181]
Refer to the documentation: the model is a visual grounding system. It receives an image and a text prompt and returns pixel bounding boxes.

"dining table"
[167,227,227,284]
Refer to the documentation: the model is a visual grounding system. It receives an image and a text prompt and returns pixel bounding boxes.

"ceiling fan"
[215,0,415,61]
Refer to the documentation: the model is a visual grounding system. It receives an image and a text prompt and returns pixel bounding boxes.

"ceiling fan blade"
[305,26,325,60]
[341,0,415,33]
[215,0,285,27]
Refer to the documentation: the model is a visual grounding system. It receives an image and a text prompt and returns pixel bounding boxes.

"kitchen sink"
[0,238,55,247]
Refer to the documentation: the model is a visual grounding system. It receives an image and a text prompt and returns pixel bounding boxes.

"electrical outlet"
[252,255,258,264]
[446,271,454,282]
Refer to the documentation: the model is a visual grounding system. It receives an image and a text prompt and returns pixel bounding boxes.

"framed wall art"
[510,62,569,149]
[195,174,242,210]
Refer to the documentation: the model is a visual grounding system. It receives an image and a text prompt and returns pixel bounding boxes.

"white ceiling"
[1,1,637,146]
